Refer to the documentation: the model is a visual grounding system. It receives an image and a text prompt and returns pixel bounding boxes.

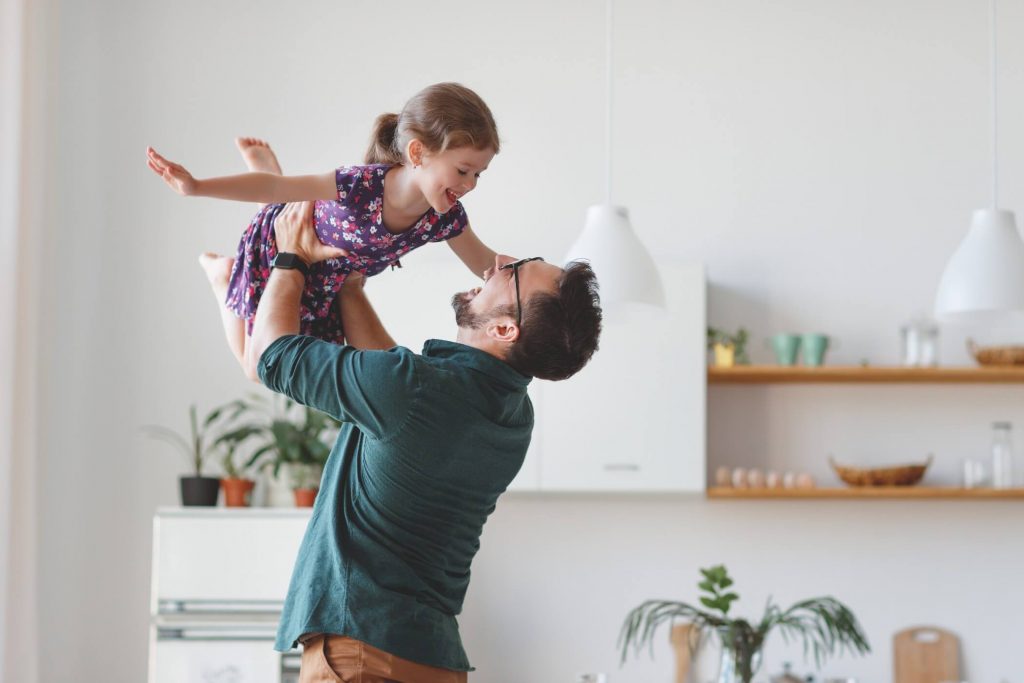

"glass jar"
[992,421,1015,488]
[900,318,939,367]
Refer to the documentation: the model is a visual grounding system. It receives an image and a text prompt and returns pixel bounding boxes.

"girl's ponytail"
[365,113,403,164]
[365,84,500,167]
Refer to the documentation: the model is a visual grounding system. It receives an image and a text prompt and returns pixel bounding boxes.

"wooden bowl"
[828,455,932,487]
[968,339,1024,366]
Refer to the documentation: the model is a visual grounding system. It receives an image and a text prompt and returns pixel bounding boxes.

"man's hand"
[274,201,348,265]
[147,147,198,196]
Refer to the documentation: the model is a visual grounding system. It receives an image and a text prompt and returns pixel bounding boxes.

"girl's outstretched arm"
[146,147,337,202]
[447,225,498,279]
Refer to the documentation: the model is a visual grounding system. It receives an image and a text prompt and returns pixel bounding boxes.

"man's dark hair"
[504,261,602,380]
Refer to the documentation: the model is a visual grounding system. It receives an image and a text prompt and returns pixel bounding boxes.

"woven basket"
[828,455,932,487]
[968,339,1024,366]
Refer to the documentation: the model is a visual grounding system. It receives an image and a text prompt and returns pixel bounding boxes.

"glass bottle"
[992,421,1015,488]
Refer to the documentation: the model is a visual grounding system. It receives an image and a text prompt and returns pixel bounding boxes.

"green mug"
[770,334,801,366]
[801,333,830,367]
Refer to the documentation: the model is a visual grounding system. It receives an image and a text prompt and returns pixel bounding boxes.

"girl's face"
[414,144,495,214]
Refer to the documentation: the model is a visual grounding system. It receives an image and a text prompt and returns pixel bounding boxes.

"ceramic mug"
[801,333,830,367]
[770,334,801,366]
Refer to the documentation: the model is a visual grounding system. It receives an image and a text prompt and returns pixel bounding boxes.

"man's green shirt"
[259,335,533,671]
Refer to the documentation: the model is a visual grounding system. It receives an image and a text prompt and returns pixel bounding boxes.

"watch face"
[273,252,308,274]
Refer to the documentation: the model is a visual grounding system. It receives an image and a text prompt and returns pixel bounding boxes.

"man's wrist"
[271,252,310,277]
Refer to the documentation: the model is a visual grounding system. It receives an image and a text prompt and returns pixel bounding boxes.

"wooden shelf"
[707,365,1024,384]
[706,486,1024,499]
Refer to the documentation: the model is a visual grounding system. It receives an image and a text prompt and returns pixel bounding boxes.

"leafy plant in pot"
[707,327,750,367]
[214,417,265,507]
[619,565,870,683]
[236,395,340,507]
[145,402,245,507]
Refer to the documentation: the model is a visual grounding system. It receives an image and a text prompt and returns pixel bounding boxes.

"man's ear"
[487,317,520,345]
[406,138,425,167]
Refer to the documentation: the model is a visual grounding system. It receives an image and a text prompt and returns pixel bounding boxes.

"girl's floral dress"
[225,164,468,343]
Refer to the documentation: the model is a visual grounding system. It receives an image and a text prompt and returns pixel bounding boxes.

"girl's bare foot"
[199,252,234,301]
[235,137,282,175]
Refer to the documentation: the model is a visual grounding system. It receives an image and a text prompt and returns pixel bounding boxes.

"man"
[249,201,602,682]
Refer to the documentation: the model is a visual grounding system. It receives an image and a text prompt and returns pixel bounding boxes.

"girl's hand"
[146,147,198,196]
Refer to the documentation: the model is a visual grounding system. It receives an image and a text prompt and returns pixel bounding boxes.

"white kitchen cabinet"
[149,508,312,683]
[526,263,706,492]
[363,258,707,493]
[152,508,310,604]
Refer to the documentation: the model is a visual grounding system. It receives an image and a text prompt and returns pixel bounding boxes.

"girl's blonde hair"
[365,83,500,164]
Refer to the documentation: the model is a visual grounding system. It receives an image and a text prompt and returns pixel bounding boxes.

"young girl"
[146,82,500,377]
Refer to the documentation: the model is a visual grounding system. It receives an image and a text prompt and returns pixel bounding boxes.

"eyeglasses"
[498,257,545,327]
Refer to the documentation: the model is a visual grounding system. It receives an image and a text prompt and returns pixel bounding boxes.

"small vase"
[713,343,736,368]
[716,645,762,683]
[179,475,220,507]
[293,487,318,507]
[220,477,255,507]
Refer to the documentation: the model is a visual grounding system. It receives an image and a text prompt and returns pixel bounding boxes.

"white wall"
[34,0,1024,681]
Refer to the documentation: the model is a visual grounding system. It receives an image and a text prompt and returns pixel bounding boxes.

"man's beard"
[451,292,514,330]
[451,292,488,329]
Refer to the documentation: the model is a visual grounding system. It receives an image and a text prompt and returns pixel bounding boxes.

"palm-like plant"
[145,401,247,477]
[619,565,870,683]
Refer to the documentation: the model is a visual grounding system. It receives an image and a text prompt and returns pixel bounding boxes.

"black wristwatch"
[271,252,310,277]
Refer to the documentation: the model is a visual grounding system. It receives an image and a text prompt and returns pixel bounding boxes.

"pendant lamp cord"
[992,0,999,209]
[602,0,610,206]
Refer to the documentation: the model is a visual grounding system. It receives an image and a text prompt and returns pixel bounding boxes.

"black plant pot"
[180,476,220,506]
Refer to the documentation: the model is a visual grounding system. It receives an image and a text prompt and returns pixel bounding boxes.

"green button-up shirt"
[259,336,533,671]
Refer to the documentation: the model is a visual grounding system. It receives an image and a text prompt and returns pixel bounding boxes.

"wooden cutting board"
[893,626,960,683]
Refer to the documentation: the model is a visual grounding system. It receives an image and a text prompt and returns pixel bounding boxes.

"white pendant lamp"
[935,0,1024,322]
[565,0,664,310]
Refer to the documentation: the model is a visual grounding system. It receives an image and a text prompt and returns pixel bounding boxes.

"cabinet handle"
[603,463,640,472]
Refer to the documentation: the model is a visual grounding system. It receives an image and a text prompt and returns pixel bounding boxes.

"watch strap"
[271,252,310,277]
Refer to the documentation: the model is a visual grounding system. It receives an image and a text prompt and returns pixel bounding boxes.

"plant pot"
[179,476,220,507]
[293,487,318,507]
[713,343,736,368]
[220,477,255,507]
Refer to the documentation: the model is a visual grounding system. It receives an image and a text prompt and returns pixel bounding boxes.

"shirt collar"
[422,339,532,388]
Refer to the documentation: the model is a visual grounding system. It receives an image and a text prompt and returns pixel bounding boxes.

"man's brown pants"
[298,634,468,683]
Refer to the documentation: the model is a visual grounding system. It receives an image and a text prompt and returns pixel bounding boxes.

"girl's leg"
[198,252,252,377]
[235,137,283,211]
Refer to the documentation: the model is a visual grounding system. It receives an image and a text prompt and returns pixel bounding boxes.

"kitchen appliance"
[148,507,312,683]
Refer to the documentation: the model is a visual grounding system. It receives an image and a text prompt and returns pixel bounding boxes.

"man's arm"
[336,273,397,350]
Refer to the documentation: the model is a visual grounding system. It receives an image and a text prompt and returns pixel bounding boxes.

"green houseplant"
[145,401,246,506]
[214,415,265,507]
[707,327,750,367]
[229,394,340,507]
[619,565,870,683]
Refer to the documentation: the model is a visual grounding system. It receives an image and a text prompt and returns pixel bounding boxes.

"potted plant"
[619,565,870,683]
[707,328,750,367]
[234,394,340,507]
[214,417,264,507]
[145,402,245,507]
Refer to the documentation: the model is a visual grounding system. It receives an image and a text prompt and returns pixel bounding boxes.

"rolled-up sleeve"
[258,335,418,440]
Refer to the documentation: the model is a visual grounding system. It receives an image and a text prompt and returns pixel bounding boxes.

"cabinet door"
[535,263,706,492]
[154,511,310,603]
[153,639,281,683]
